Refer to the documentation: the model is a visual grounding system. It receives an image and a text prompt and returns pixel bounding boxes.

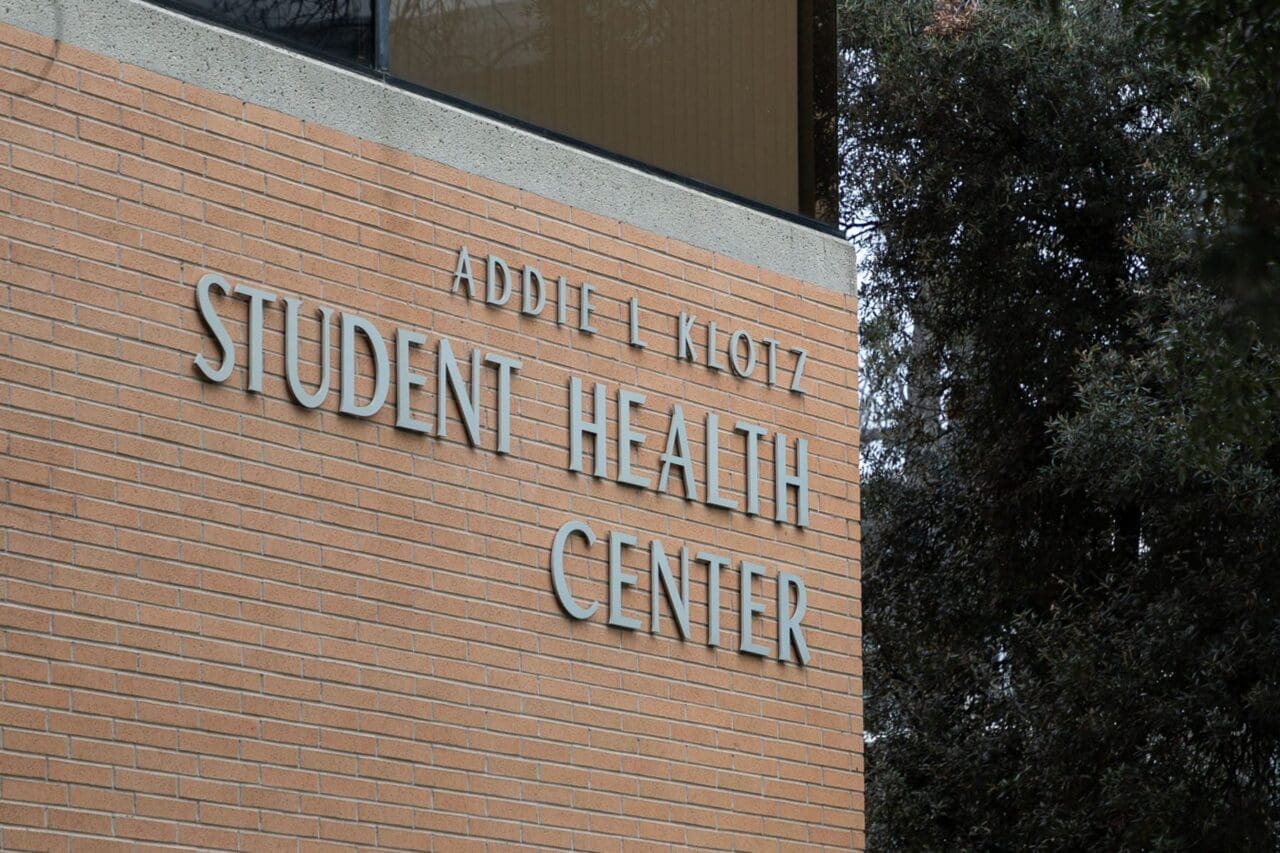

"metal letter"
[578,282,598,334]
[774,433,811,528]
[284,297,333,409]
[486,254,512,306]
[763,338,779,387]
[698,552,730,648]
[706,320,722,371]
[550,520,600,620]
[556,276,569,326]
[617,388,650,489]
[395,328,430,433]
[608,530,641,630]
[777,572,811,665]
[628,297,647,349]
[657,404,697,501]
[521,265,546,316]
[705,413,737,511]
[485,353,522,454]
[677,312,697,361]
[235,284,276,394]
[339,313,389,418]
[738,561,769,657]
[788,347,809,395]
[649,542,691,639]
[193,273,235,383]
[568,377,608,478]
[729,330,756,378]
[735,422,768,516]
[451,245,477,298]
[435,338,481,445]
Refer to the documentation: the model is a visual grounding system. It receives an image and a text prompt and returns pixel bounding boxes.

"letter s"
[193,273,235,383]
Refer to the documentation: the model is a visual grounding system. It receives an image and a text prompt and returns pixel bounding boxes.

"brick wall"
[0,21,863,851]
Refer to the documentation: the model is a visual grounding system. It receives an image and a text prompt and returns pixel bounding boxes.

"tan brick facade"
[0,21,862,851]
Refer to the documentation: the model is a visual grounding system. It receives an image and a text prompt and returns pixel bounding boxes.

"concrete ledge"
[1,0,856,293]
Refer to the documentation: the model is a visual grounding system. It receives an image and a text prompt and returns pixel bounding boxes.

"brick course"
[0,22,862,851]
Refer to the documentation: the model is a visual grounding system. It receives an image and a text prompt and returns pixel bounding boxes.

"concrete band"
[2,0,857,293]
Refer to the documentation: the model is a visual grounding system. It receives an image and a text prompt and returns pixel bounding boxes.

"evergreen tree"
[842,1,1280,848]
[1125,0,1280,328]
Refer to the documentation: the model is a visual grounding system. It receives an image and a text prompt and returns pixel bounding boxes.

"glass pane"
[389,0,825,220]
[165,0,374,65]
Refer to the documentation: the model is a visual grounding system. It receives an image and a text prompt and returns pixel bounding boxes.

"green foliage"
[1140,0,1280,337]
[843,0,1280,848]
[1093,0,1278,328]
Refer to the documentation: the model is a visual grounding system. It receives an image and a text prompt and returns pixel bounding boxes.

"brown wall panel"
[389,0,800,213]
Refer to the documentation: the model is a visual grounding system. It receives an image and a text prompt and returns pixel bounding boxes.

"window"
[152,0,838,226]
[162,0,374,65]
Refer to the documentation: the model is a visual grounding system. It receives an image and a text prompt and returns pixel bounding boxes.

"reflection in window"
[151,0,837,224]
[165,0,374,65]
[388,1,836,222]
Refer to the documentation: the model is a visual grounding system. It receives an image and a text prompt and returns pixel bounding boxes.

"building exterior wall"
[0,5,862,851]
